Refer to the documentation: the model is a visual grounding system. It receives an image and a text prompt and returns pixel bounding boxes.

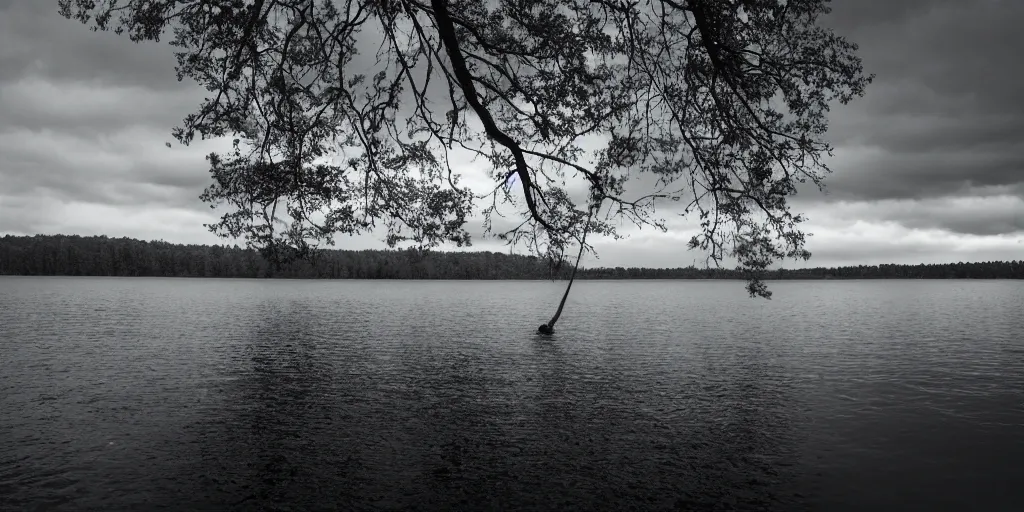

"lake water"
[1,277,1022,511]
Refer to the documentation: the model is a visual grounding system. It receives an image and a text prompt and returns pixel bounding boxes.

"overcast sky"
[1,0,1021,269]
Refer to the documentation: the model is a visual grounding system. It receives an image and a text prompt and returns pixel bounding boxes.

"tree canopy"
[58,0,871,297]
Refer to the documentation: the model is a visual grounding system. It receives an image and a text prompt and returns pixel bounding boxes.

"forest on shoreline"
[2,235,1022,280]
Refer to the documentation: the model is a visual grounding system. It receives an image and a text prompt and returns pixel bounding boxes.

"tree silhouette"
[3,235,1023,280]
[58,0,871,298]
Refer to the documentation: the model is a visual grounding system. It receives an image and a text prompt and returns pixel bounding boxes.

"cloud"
[0,195,225,244]
[816,0,1024,206]
[1,0,1022,269]
[812,143,1024,203]
[804,195,1024,236]
[0,124,227,210]
[0,77,203,138]
[799,221,1023,267]
[0,0,185,90]
[0,0,221,232]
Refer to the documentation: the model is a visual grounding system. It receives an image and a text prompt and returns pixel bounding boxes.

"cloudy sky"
[1,0,1021,269]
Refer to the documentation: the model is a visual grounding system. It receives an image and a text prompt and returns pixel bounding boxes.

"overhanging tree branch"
[57,0,872,300]
[429,0,558,233]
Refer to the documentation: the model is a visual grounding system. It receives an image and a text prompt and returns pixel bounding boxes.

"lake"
[1,277,1022,511]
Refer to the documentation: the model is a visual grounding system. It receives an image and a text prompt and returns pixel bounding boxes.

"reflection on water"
[1,278,1023,510]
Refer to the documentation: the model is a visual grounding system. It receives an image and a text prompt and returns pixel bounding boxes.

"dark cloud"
[803,195,1024,237]
[615,0,1024,233]
[0,124,218,210]
[822,0,957,34]
[0,0,1021,268]
[829,87,1024,154]
[0,80,203,140]
[908,213,1023,237]
[0,1,219,220]
[857,1,1023,115]
[815,143,1024,202]
[822,0,1024,191]
[0,0,186,90]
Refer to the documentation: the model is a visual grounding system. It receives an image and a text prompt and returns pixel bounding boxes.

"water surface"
[1,277,1022,510]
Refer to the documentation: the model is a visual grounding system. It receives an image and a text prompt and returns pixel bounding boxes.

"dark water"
[1,277,1022,511]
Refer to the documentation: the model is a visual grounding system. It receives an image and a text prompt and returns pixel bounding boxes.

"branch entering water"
[538,206,595,335]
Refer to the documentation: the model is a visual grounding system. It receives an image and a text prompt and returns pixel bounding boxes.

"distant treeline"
[1,235,1022,280]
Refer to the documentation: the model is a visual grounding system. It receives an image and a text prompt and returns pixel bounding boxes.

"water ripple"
[1,277,1022,510]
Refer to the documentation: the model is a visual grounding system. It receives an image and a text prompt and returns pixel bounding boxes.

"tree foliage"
[58,0,871,297]
[5,235,1023,280]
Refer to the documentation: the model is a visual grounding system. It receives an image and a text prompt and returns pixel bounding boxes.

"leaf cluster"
[58,0,871,297]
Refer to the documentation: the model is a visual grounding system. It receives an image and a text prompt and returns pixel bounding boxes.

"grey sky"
[1,0,1021,268]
